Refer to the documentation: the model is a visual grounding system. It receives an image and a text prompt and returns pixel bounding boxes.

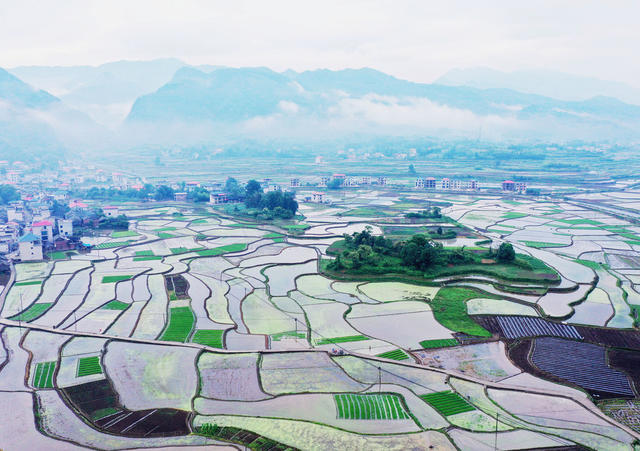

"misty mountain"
[9,58,186,127]
[0,68,106,160]
[125,66,640,142]
[436,67,640,105]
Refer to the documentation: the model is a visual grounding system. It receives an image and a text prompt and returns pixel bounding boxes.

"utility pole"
[494,411,499,450]
[18,293,24,331]
[378,366,382,394]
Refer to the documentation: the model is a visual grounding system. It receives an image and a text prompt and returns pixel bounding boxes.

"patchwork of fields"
[2,190,640,449]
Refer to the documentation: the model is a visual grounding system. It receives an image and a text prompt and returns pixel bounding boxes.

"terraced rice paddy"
[11,302,52,321]
[101,275,133,283]
[160,307,195,342]
[76,356,103,377]
[192,330,225,348]
[377,349,410,360]
[419,391,476,416]
[334,393,410,420]
[2,193,640,450]
[33,361,56,388]
[419,339,458,349]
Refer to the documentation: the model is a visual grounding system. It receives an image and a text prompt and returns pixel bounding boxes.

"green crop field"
[431,287,492,337]
[519,240,565,248]
[153,227,177,232]
[101,275,133,283]
[135,250,154,256]
[10,302,53,321]
[192,329,225,348]
[271,330,306,341]
[160,307,195,342]
[48,251,68,260]
[77,356,103,377]
[33,361,56,388]
[334,393,410,420]
[157,232,176,239]
[419,390,475,416]
[14,280,42,286]
[94,241,131,249]
[419,338,458,349]
[501,212,527,219]
[315,335,370,345]
[196,243,247,256]
[102,300,129,310]
[134,255,163,261]
[111,230,138,238]
[377,349,410,361]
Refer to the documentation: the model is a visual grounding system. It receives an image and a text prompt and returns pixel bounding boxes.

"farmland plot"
[0,327,29,390]
[36,390,219,450]
[260,352,366,394]
[198,352,269,400]
[104,341,199,410]
[193,415,455,450]
[296,275,360,304]
[359,282,439,303]
[195,274,234,325]
[303,302,364,345]
[347,301,454,349]
[467,297,539,316]
[197,393,420,434]
[530,337,634,397]
[131,274,168,339]
[334,355,449,395]
[414,342,521,382]
[264,260,317,296]
[242,289,301,335]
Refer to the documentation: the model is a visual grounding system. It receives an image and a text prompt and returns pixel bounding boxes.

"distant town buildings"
[290,178,301,188]
[502,180,527,192]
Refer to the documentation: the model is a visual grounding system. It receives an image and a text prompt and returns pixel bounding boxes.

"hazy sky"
[1,0,638,86]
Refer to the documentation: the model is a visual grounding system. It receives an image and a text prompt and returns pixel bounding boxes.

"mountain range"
[2,60,640,158]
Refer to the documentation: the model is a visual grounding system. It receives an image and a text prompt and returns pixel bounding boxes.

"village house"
[209,193,228,204]
[290,178,301,188]
[31,220,54,246]
[319,176,331,187]
[174,192,188,202]
[312,192,326,203]
[57,219,73,238]
[376,176,387,186]
[18,233,43,261]
[103,206,119,217]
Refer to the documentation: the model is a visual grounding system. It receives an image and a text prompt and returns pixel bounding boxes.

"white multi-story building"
[18,233,43,261]
[57,219,73,238]
[31,220,54,245]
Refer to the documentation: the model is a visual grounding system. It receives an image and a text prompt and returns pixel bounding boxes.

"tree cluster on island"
[225,178,298,219]
[327,227,516,274]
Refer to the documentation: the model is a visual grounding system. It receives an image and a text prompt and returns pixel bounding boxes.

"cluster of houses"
[1,200,75,262]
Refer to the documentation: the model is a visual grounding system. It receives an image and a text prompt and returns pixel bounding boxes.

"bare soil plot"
[198,352,269,401]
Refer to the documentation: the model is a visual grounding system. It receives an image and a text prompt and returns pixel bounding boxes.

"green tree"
[0,184,19,204]
[408,164,417,175]
[327,178,342,189]
[154,185,175,200]
[245,179,263,196]
[225,177,245,200]
[497,242,515,262]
